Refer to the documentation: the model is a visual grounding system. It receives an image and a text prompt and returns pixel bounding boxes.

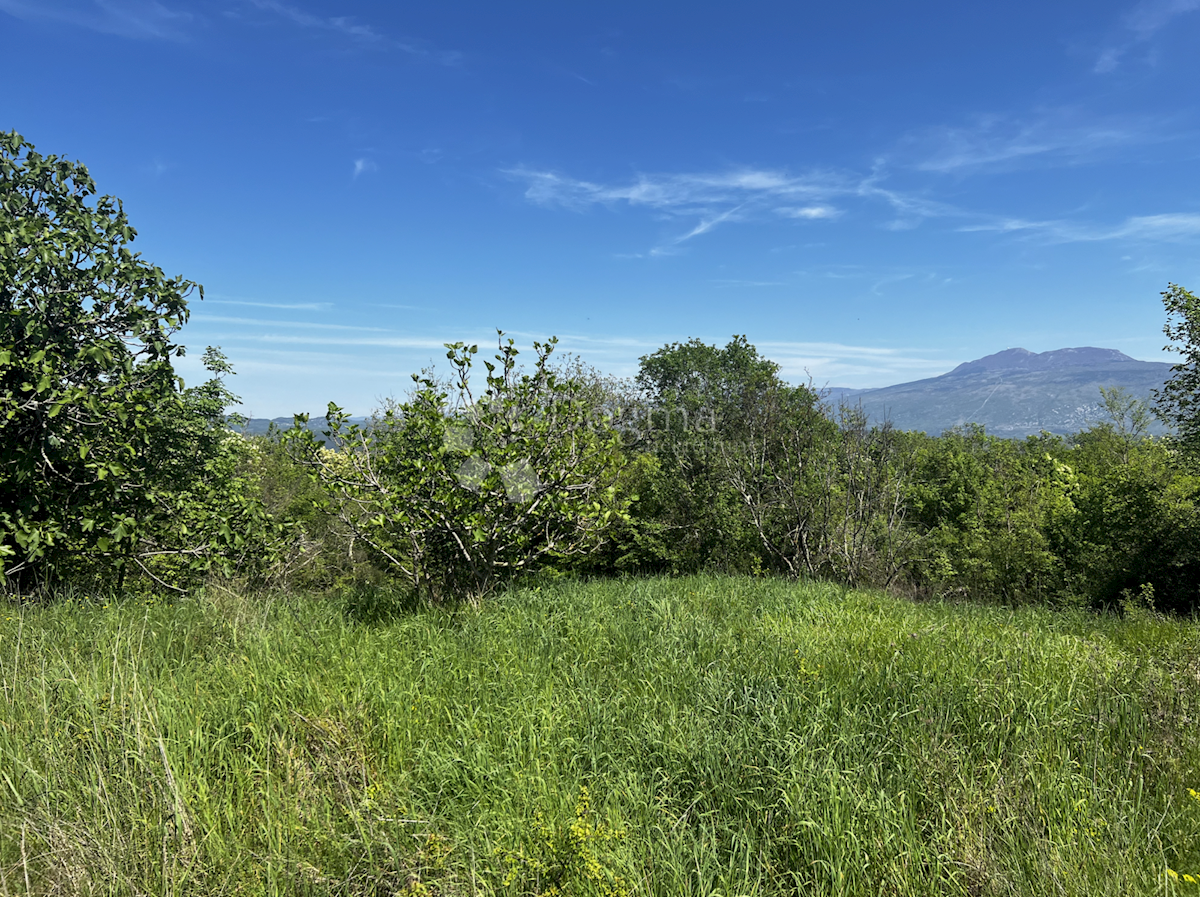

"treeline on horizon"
[11,324,1200,614]
[224,332,1200,613]
[5,129,1200,614]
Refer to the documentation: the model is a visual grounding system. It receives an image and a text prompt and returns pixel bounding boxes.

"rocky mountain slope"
[825,347,1174,437]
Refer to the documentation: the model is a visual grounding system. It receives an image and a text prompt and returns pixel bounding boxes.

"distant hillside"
[825,347,1174,437]
[235,416,370,441]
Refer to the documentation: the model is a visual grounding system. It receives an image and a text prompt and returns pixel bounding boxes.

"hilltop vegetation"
[4,131,1200,612]
[7,129,1200,896]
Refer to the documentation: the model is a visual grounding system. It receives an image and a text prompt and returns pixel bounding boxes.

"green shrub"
[286,334,629,601]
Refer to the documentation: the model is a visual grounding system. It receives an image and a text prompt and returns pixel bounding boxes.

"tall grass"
[2,577,1199,895]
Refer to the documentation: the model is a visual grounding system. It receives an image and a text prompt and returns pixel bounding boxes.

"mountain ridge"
[944,346,1140,377]
[824,346,1174,437]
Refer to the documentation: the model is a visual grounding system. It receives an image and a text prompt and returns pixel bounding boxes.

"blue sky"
[3,0,1199,417]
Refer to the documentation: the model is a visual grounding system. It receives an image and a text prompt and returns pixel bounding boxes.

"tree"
[1152,283,1200,449]
[0,131,256,592]
[618,336,781,573]
[286,334,629,601]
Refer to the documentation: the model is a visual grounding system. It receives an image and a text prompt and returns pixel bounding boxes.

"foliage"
[612,336,789,574]
[124,350,284,592]
[904,427,1077,604]
[7,190,1199,618]
[1100,384,1153,447]
[1064,432,1200,613]
[242,430,384,590]
[598,336,917,587]
[729,397,917,587]
[0,132,262,593]
[286,334,629,600]
[1154,283,1200,449]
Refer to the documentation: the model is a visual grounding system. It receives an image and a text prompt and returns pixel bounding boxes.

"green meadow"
[3,577,1200,896]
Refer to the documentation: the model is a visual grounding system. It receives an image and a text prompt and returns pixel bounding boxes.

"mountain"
[824,347,1174,437]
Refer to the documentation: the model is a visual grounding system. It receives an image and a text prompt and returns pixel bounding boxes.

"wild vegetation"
[4,130,1200,610]
[5,133,1200,894]
[4,578,1200,896]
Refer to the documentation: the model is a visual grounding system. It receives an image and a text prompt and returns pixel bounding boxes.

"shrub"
[286,334,629,601]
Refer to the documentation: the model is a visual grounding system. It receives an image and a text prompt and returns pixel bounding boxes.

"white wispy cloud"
[353,158,377,178]
[0,0,193,40]
[245,0,462,64]
[509,166,849,213]
[194,315,388,332]
[253,333,469,350]
[517,332,954,387]
[510,152,1198,253]
[507,166,876,251]
[1126,0,1200,34]
[753,340,957,387]
[207,298,333,311]
[247,0,381,41]
[1095,0,1200,72]
[1112,213,1200,239]
[189,322,962,409]
[893,110,1166,174]
[776,206,840,219]
[959,211,1200,243]
[508,162,988,250]
[759,340,924,360]
[711,279,787,287]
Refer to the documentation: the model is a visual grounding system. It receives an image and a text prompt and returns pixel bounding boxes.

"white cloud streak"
[509,146,1198,251]
[1125,0,1200,35]
[246,0,462,64]
[959,212,1200,243]
[193,315,388,332]
[207,298,333,311]
[1095,0,1200,72]
[896,111,1161,173]
[510,167,848,213]
[247,0,381,41]
[507,166,876,251]
[0,0,193,40]
[752,340,958,387]
[508,160,993,249]
[777,206,840,219]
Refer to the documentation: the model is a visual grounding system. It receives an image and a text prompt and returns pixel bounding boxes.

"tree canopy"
[1153,283,1200,450]
[0,131,257,591]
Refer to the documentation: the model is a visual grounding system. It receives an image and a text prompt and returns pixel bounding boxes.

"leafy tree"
[286,334,629,601]
[619,336,781,573]
[240,428,382,590]
[610,336,919,584]
[1153,283,1200,449]
[0,132,259,592]
[635,335,781,434]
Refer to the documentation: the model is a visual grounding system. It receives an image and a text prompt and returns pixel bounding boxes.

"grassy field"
[2,576,1200,896]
